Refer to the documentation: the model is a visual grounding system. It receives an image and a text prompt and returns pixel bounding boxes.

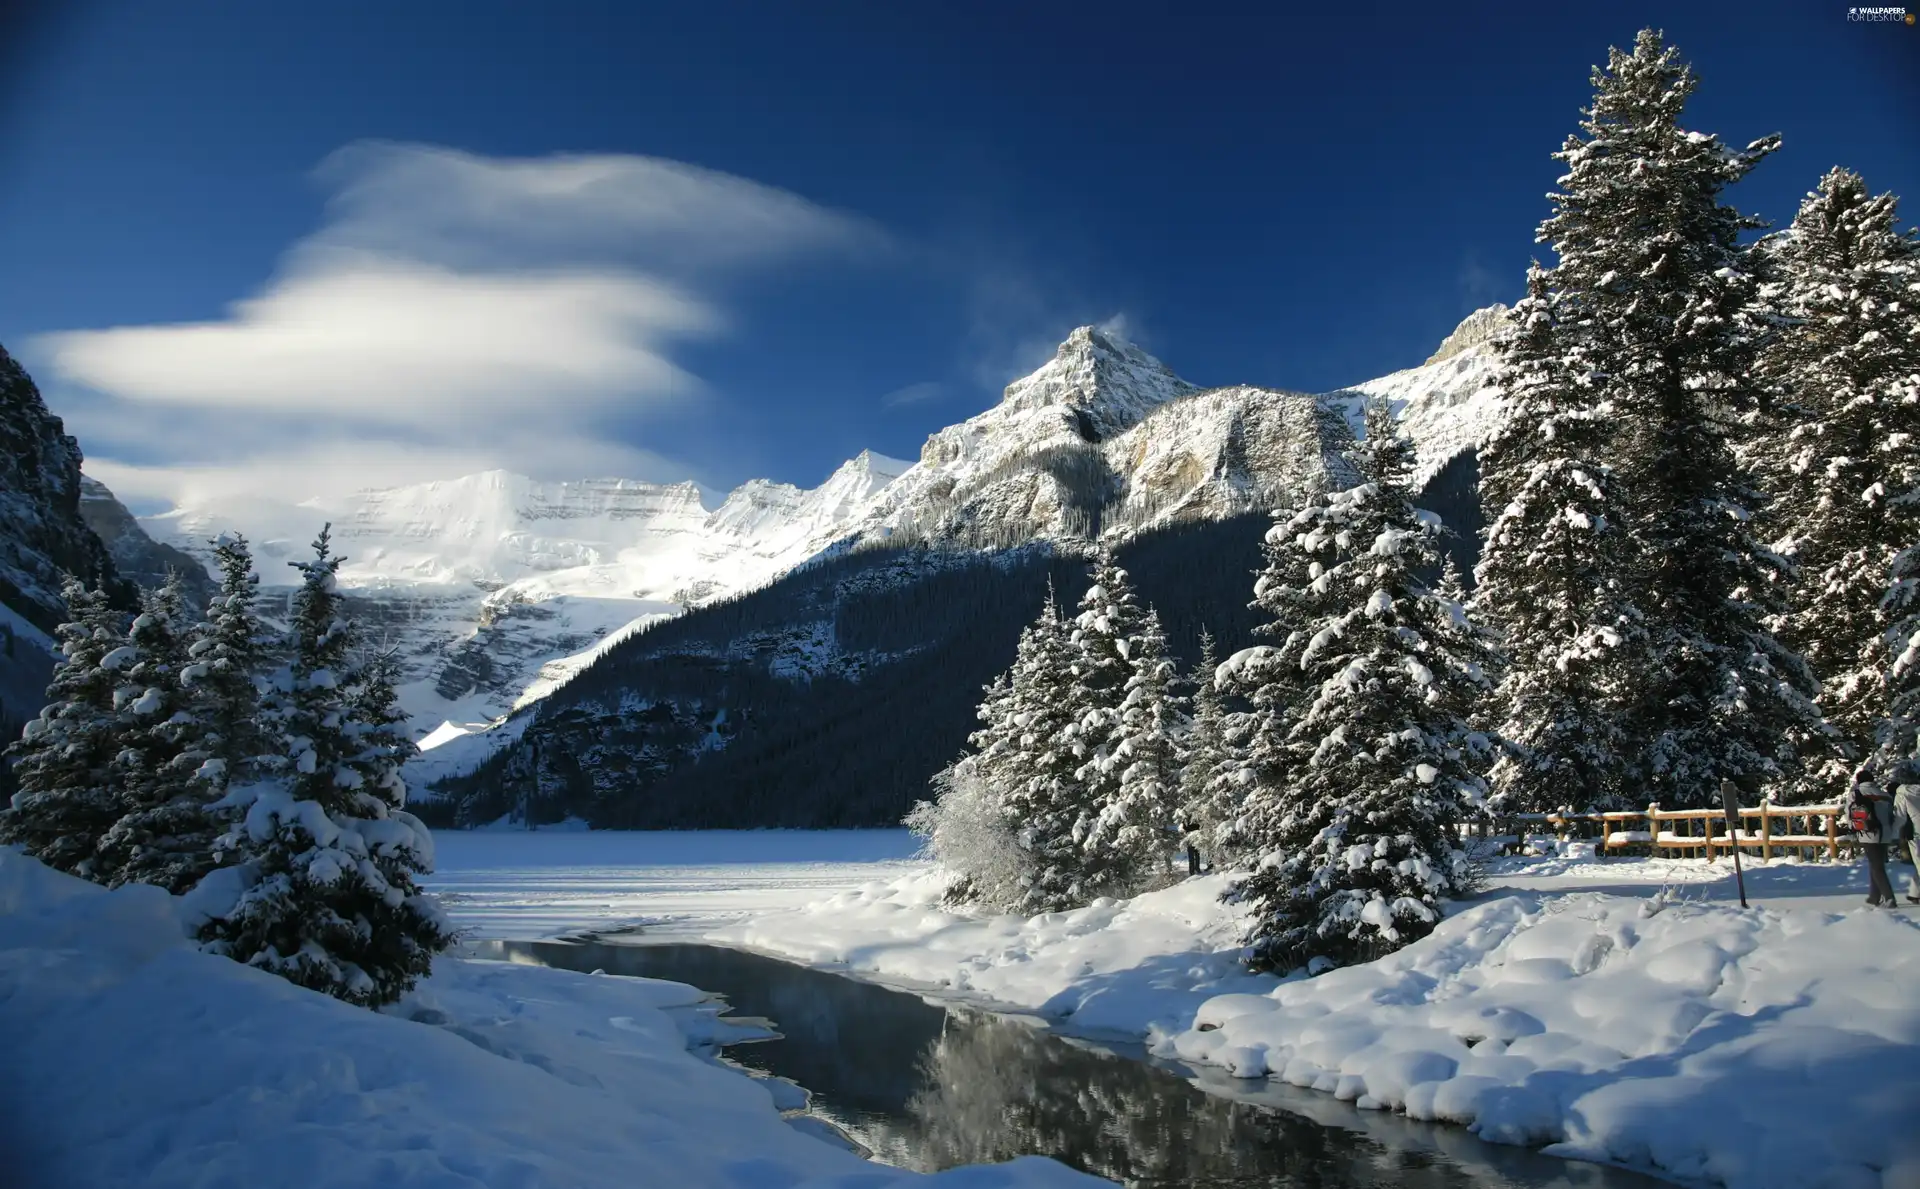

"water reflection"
[476,940,1663,1189]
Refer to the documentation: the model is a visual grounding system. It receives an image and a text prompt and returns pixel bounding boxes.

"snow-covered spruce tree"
[1870,537,1920,805]
[1750,169,1920,800]
[198,527,451,1007]
[186,534,274,794]
[1520,29,1820,808]
[1175,628,1236,871]
[93,575,210,892]
[1236,402,1490,974]
[1474,267,1649,813]
[1064,551,1162,896]
[108,535,278,894]
[997,588,1105,912]
[1101,606,1184,883]
[0,578,127,876]
[1205,490,1330,880]
[913,590,1045,909]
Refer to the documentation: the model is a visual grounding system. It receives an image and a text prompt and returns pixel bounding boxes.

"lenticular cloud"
[38,142,878,507]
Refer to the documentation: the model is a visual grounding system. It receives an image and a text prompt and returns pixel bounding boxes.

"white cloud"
[878,380,944,409]
[39,142,879,509]
[47,254,713,422]
[308,141,881,274]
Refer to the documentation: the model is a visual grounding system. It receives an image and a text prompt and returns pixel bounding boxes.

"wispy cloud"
[1456,250,1509,310]
[40,142,881,508]
[878,380,944,409]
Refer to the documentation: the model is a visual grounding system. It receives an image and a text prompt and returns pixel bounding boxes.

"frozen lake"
[425,828,925,939]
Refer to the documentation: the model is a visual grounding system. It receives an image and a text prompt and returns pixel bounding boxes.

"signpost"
[1719,779,1749,909]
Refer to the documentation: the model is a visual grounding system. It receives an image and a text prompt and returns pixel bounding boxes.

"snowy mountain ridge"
[132,308,1509,744]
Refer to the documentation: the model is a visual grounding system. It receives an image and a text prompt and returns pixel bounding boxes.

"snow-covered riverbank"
[0,848,1097,1189]
[694,846,1920,1189]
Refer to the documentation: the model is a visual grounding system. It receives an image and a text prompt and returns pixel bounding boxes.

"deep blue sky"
[2,1,1916,507]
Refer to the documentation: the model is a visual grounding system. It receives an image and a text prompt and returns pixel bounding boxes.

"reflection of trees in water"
[878,1009,1474,1188]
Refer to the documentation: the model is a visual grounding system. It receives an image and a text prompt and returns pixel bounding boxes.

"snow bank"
[0,850,1101,1189]
[1161,892,1920,1189]
[712,871,1277,1037]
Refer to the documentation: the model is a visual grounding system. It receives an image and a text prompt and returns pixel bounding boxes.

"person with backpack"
[1845,780,1902,908]
[1895,782,1920,904]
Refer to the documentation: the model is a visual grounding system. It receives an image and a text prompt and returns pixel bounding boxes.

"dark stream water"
[475,939,1669,1189]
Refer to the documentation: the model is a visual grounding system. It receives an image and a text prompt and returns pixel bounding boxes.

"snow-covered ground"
[0,847,1099,1189]
[425,828,924,939]
[421,833,1917,1189]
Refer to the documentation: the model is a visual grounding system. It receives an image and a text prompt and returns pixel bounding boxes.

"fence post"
[1827,807,1839,861]
[1760,801,1772,862]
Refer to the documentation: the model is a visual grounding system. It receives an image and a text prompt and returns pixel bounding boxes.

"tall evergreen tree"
[186,534,274,796]
[95,575,208,891]
[1750,169,1920,799]
[1475,267,1648,814]
[1486,29,1821,809]
[1064,551,1158,897]
[1096,606,1183,882]
[1208,494,1325,878]
[1236,403,1488,973]
[1175,628,1236,871]
[1871,539,1920,806]
[0,578,126,875]
[198,528,450,1007]
[996,589,1102,911]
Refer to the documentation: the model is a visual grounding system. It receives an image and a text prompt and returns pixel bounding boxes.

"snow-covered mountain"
[843,326,1368,547]
[133,307,1509,746]
[1322,302,1509,489]
[137,452,912,740]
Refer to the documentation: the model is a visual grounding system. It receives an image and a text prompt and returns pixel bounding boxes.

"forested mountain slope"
[421,311,1508,829]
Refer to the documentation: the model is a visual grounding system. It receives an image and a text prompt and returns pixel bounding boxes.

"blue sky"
[2,1,1915,510]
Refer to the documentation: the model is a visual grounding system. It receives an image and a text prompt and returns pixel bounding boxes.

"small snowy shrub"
[908,762,1028,911]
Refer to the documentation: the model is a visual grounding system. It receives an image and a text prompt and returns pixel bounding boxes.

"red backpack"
[1849,791,1889,837]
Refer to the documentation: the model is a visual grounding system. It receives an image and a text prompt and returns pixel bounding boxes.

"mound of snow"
[0,849,1099,1189]
[1160,891,1920,1189]
[711,871,1276,1038]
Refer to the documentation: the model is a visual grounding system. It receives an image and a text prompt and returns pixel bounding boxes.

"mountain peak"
[1424,304,1510,366]
[846,448,911,478]
[997,324,1196,439]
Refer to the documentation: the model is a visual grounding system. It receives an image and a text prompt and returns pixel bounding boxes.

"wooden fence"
[1475,802,1853,861]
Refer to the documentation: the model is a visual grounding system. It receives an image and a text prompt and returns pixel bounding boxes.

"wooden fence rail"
[1471,803,1853,861]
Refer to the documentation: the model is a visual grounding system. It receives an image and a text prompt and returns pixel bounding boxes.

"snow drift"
[0,848,1100,1189]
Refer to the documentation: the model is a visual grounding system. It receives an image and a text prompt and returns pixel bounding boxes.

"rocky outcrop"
[78,477,215,612]
[1424,303,1510,365]
[851,327,1368,547]
[0,344,126,635]
[1325,306,1510,489]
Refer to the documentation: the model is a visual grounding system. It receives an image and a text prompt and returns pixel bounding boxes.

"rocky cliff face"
[78,477,215,613]
[1424,303,1509,365]
[846,327,1368,548]
[1323,307,1509,489]
[0,344,126,635]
